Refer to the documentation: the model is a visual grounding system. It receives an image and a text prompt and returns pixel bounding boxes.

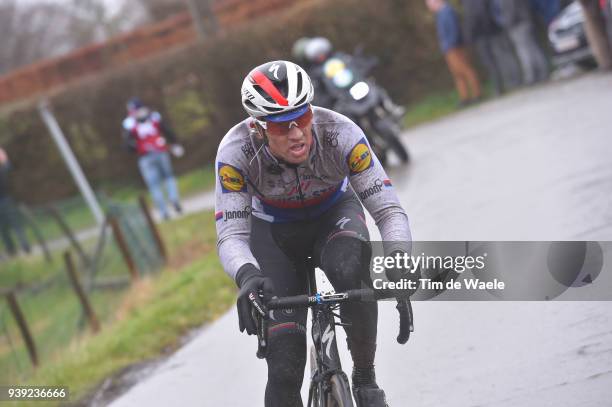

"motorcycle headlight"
[349,82,370,100]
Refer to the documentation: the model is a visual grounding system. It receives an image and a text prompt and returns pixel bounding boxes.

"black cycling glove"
[385,250,420,299]
[236,264,274,335]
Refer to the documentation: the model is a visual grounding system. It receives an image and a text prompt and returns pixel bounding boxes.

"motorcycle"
[312,52,410,166]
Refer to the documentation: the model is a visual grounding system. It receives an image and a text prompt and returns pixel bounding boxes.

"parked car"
[548,1,596,67]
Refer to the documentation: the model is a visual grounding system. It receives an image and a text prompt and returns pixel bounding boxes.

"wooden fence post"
[63,252,100,334]
[46,205,90,266]
[108,215,139,282]
[138,195,167,263]
[5,292,38,367]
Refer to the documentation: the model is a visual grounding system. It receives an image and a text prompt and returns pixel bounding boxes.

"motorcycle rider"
[215,60,414,406]
[298,37,405,119]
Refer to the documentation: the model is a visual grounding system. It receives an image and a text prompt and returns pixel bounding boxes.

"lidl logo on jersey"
[347,138,373,175]
[218,162,247,193]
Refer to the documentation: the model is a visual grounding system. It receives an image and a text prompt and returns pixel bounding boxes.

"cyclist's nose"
[287,125,304,140]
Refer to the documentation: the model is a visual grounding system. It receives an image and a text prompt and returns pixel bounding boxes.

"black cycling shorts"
[249,189,372,336]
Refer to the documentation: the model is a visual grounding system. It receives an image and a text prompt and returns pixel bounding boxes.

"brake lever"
[396,298,413,344]
[255,309,268,359]
[255,290,268,359]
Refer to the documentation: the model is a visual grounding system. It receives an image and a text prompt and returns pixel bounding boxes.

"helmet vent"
[296,72,303,96]
[295,94,307,106]
[252,84,275,104]
[244,100,257,110]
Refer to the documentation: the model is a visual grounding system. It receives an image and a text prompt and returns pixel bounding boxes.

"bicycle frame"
[255,260,413,406]
[306,265,345,406]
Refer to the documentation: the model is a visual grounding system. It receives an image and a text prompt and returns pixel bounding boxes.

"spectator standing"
[605,0,612,45]
[122,98,184,220]
[497,0,550,84]
[462,0,522,94]
[579,0,612,69]
[0,147,31,257]
[426,0,481,106]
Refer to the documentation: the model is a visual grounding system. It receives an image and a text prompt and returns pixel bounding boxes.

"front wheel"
[374,118,410,164]
[326,372,354,407]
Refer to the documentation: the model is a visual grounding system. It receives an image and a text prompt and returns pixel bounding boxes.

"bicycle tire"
[326,372,354,407]
[375,117,409,164]
[309,346,322,407]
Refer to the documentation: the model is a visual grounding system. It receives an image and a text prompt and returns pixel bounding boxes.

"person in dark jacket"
[0,147,31,257]
[462,0,522,94]
[427,0,481,106]
[496,0,549,84]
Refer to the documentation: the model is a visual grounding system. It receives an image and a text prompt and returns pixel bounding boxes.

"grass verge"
[403,83,495,129]
[19,165,216,245]
[1,209,235,406]
[403,89,461,128]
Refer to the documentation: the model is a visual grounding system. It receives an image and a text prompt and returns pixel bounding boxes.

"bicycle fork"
[308,305,345,406]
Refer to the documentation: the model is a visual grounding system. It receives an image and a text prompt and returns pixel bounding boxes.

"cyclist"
[122,98,184,220]
[215,60,412,407]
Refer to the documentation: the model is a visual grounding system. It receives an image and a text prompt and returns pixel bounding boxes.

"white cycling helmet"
[241,60,314,120]
[304,37,332,63]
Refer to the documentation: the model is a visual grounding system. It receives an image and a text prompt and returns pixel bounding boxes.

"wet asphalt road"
[110,72,612,407]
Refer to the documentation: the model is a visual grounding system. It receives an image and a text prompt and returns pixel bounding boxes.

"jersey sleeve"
[215,132,260,282]
[121,117,137,151]
[338,119,412,254]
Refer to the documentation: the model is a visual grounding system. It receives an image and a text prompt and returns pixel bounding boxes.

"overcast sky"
[15,0,126,15]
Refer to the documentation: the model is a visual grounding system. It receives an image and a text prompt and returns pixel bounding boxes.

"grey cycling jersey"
[215,106,411,281]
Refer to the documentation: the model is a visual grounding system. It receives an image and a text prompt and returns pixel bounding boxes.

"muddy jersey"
[215,106,411,281]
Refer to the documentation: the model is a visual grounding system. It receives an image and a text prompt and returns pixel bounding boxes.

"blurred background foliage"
[0,0,452,204]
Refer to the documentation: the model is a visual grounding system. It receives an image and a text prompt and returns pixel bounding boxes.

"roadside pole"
[185,0,218,40]
[38,99,105,227]
[185,0,208,41]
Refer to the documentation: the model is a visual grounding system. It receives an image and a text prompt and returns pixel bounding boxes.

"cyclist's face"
[263,108,313,164]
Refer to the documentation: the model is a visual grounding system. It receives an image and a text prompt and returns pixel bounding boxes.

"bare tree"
[0,0,148,75]
[0,1,18,72]
[65,0,148,44]
[0,1,73,73]
[137,0,187,22]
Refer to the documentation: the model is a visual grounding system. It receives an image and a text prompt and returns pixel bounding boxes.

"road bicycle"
[255,261,413,407]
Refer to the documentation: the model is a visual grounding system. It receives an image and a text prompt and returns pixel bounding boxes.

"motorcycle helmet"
[304,37,332,64]
[241,60,314,120]
[292,37,311,63]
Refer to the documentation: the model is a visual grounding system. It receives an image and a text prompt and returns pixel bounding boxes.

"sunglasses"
[257,106,313,135]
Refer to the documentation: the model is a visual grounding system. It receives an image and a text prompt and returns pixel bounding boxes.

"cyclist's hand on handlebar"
[385,250,420,299]
[236,264,274,335]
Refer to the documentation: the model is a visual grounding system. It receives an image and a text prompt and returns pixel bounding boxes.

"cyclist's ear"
[253,122,267,141]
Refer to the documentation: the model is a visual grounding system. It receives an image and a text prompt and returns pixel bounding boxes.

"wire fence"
[0,195,166,383]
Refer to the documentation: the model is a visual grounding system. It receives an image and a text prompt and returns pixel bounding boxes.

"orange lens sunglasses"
[258,107,313,135]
